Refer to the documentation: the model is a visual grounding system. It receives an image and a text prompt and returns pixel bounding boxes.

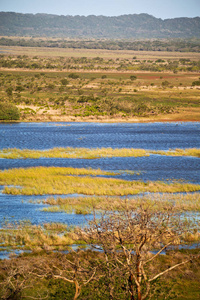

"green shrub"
[162,80,170,87]
[61,78,68,85]
[68,73,79,79]
[192,81,200,86]
[130,75,137,81]
[0,102,20,120]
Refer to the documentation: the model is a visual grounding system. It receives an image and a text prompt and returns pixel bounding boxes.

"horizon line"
[0,11,199,20]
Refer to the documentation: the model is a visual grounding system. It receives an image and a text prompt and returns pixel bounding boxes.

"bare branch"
[149,259,191,282]
[144,242,172,265]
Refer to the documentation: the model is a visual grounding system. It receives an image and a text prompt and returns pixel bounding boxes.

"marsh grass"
[41,192,200,214]
[1,194,200,251]
[0,147,200,159]
[0,166,200,196]
[0,147,149,159]
[151,148,200,158]
[0,221,78,250]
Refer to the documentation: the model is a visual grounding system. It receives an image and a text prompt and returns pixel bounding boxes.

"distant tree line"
[0,37,200,52]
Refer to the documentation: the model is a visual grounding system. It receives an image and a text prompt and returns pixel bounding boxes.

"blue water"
[1,122,200,150]
[0,122,199,226]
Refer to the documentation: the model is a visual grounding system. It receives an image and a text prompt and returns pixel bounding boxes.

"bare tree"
[0,256,45,300]
[0,202,199,299]
[80,202,199,300]
[35,250,97,300]
[0,251,98,300]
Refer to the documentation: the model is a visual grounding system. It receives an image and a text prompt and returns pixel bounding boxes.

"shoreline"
[1,118,200,124]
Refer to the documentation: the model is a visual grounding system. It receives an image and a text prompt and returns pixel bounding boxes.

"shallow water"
[0,122,199,226]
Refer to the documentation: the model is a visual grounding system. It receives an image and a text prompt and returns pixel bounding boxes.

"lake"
[0,121,199,226]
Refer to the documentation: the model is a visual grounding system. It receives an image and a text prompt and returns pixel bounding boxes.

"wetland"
[0,46,200,299]
[0,121,200,226]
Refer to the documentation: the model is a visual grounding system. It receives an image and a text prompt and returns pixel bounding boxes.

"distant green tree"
[68,73,79,79]
[192,80,200,86]
[6,87,13,96]
[0,102,20,120]
[61,78,68,85]
[130,75,137,81]
[162,81,170,87]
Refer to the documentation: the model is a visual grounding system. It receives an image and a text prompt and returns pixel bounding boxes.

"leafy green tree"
[0,102,20,120]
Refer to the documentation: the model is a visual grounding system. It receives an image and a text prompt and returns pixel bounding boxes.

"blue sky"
[0,0,199,19]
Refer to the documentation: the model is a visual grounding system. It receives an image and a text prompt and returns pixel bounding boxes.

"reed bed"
[0,166,200,196]
[1,193,200,250]
[0,221,78,250]
[41,192,200,214]
[0,147,199,159]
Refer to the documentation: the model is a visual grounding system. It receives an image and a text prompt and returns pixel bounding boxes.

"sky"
[0,0,199,19]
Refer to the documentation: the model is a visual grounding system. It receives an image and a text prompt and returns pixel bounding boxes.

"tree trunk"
[136,254,142,300]
[129,273,135,300]
[74,280,81,300]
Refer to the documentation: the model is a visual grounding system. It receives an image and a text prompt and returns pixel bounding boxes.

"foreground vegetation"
[0,201,199,299]
[0,249,199,300]
[0,147,200,159]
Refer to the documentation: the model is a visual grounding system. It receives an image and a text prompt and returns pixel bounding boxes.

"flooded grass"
[40,192,200,214]
[0,220,78,251]
[0,166,200,196]
[1,195,200,251]
[0,147,200,159]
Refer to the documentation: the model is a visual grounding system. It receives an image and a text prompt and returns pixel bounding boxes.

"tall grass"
[41,192,200,214]
[0,166,200,196]
[0,221,78,250]
[1,193,200,250]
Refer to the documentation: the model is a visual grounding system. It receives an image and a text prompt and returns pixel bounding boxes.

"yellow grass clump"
[0,166,200,196]
[0,221,78,250]
[0,147,199,159]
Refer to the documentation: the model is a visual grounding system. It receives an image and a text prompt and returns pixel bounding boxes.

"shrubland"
[0,49,199,122]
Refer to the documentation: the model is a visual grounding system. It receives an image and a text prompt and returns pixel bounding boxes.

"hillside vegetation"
[0,12,200,39]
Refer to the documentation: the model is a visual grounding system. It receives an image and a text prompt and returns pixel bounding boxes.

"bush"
[162,80,170,87]
[192,81,200,86]
[68,73,79,79]
[0,102,20,120]
[130,75,137,81]
[61,78,68,85]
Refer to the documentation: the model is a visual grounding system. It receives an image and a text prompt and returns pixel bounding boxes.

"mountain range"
[0,12,200,39]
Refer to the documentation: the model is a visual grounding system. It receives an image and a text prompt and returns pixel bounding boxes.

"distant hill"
[0,12,200,38]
